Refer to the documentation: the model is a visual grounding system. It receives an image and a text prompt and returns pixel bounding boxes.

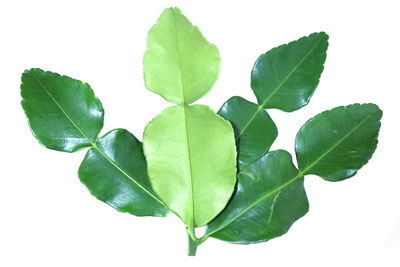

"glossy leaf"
[79,129,168,216]
[218,96,277,170]
[21,68,104,152]
[205,150,308,244]
[251,32,329,112]
[19,11,384,256]
[296,103,382,181]
[143,7,220,105]
[143,105,236,227]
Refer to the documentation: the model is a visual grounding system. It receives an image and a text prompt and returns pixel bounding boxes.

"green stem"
[197,234,208,245]
[187,233,198,256]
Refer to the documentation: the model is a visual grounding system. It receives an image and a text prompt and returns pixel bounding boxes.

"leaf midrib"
[204,111,378,240]
[258,35,325,108]
[171,9,196,228]
[172,8,186,105]
[30,72,167,209]
[236,35,325,140]
[30,72,96,144]
[90,144,167,207]
[182,106,196,227]
[299,110,377,175]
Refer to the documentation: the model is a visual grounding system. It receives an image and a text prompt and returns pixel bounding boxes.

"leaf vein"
[204,110,378,240]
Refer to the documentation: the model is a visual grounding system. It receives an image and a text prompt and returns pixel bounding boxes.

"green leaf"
[143,7,220,105]
[78,129,168,216]
[251,32,329,112]
[296,103,382,181]
[21,68,104,152]
[218,96,277,170]
[142,105,236,227]
[205,150,308,244]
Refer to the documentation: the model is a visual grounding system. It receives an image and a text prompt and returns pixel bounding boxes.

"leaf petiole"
[187,233,198,256]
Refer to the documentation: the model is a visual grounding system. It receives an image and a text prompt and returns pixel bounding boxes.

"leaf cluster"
[20,7,382,256]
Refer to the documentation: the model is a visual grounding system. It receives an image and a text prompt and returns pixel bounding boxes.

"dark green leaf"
[251,32,329,112]
[205,150,308,244]
[78,129,168,217]
[21,68,104,152]
[296,103,382,181]
[218,96,277,170]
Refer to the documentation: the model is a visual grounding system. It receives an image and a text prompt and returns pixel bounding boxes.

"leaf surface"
[251,32,329,112]
[296,103,382,181]
[21,68,104,152]
[143,105,236,227]
[218,96,277,170]
[78,129,168,216]
[143,7,220,105]
[205,150,308,243]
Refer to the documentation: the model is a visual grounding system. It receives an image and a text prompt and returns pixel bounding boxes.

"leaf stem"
[197,235,208,245]
[187,233,198,256]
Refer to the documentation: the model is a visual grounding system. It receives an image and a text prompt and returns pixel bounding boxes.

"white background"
[1,0,399,266]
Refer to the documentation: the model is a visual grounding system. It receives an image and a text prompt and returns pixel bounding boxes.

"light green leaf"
[21,68,104,152]
[296,103,382,181]
[251,32,329,112]
[205,150,308,243]
[78,129,168,216]
[142,105,236,227]
[218,96,277,170]
[143,7,220,105]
